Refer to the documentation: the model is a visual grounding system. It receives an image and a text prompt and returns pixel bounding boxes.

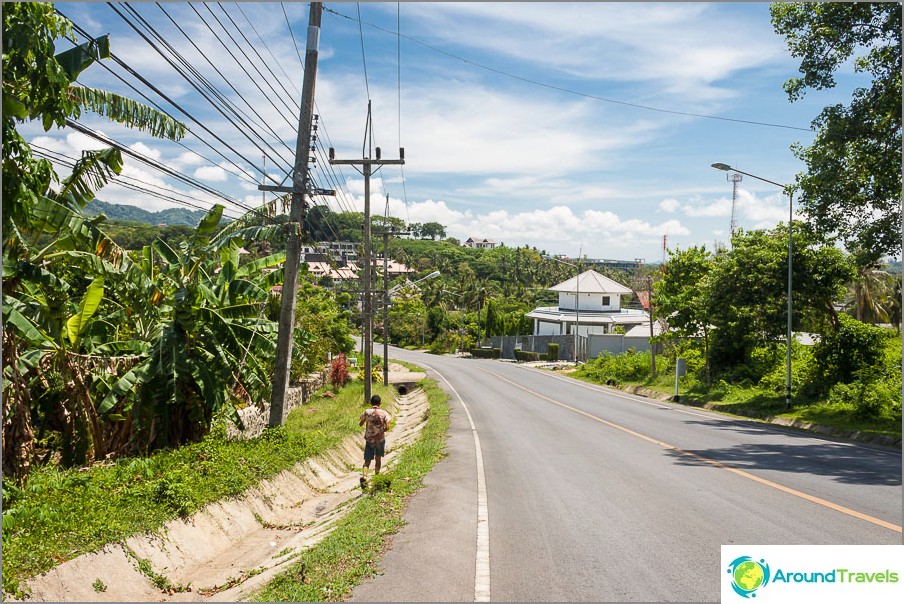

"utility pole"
[330,139,405,405]
[376,211,410,387]
[262,2,322,428]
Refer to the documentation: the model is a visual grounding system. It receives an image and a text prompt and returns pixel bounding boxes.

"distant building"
[372,257,416,278]
[582,257,646,272]
[526,270,649,336]
[463,237,496,250]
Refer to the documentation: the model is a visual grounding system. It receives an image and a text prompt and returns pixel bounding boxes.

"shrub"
[826,378,902,421]
[514,350,541,362]
[813,315,887,387]
[578,349,652,385]
[546,343,559,361]
[329,353,350,390]
[470,348,500,359]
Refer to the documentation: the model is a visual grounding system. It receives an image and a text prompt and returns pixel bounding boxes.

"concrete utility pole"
[262,2,322,428]
[330,142,405,405]
[376,216,411,387]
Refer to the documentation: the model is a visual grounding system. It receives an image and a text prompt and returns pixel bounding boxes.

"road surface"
[351,349,902,602]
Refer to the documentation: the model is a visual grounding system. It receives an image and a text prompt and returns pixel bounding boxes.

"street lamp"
[712,162,794,409]
[382,270,440,385]
[544,255,581,362]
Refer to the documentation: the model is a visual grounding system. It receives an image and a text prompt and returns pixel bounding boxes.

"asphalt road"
[351,349,902,602]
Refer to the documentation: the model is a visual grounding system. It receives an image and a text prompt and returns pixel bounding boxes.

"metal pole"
[268,2,321,427]
[382,231,389,387]
[785,190,794,409]
[575,265,580,362]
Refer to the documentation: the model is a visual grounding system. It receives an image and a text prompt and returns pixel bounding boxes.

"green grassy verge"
[571,368,901,440]
[1,380,397,597]
[251,379,450,602]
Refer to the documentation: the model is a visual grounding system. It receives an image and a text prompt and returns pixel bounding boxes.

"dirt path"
[21,385,430,602]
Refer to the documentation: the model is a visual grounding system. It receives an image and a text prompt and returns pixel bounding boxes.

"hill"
[84,199,208,226]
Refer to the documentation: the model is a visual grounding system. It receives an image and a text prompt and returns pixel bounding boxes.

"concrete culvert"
[396,385,408,396]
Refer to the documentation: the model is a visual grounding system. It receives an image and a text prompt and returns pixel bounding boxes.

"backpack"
[365,408,387,443]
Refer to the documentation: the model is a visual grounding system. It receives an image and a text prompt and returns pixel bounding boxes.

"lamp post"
[712,162,794,409]
[382,270,440,385]
[544,255,581,362]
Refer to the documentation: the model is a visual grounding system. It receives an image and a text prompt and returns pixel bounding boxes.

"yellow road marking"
[481,367,902,534]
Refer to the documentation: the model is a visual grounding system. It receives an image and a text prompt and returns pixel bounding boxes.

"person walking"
[359,394,390,486]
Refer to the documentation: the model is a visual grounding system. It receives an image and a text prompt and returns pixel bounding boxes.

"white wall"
[557,292,621,312]
[535,320,561,336]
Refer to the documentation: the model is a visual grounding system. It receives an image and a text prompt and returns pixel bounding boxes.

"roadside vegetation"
[574,327,902,440]
[252,379,450,602]
[1,380,398,597]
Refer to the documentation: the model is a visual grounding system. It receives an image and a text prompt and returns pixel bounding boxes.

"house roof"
[549,270,633,294]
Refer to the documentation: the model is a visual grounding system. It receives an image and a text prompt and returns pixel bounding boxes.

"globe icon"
[733,560,765,592]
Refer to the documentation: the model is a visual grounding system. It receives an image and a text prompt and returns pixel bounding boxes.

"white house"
[463,237,496,249]
[526,270,649,337]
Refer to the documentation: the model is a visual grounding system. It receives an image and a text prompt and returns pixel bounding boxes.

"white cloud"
[659,198,681,213]
[194,166,228,182]
[129,141,161,161]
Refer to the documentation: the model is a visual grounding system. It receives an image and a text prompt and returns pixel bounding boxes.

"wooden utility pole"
[263,2,322,427]
[330,143,405,404]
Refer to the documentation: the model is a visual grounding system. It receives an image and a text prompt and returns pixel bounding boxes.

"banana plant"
[100,204,287,450]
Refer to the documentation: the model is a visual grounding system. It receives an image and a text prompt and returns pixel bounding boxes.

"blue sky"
[29,2,870,262]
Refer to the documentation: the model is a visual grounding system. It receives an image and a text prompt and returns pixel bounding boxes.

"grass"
[572,359,901,440]
[0,379,398,598]
[251,379,450,602]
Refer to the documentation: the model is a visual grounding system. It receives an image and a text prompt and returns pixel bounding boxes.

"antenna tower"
[728,172,743,237]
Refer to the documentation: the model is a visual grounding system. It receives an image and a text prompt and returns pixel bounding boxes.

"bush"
[470,348,500,359]
[826,378,902,421]
[329,353,350,390]
[578,349,652,385]
[546,343,559,361]
[514,350,541,362]
[813,315,887,388]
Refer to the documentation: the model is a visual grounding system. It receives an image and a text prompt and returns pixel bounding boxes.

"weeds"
[251,379,450,602]
[1,381,397,594]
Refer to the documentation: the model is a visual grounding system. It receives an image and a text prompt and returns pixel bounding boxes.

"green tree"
[2,2,185,481]
[654,246,713,383]
[706,224,853,374]
[771,3,902,261]
[420,221,446,240]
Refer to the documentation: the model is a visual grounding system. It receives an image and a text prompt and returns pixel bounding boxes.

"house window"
[602,296,610,306]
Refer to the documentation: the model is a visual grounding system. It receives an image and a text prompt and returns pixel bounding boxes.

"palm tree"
[849,263,893,324]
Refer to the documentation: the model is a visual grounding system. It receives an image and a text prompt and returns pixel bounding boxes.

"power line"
[323,5,813,133]
[154,2,296,155]
[107,2,294,177]
[56,10,270,189]
[65,119,264,218]
[356,3,371,102]
[32,144,245,220]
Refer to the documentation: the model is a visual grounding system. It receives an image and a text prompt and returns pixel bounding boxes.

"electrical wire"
[323,5,813,133]
[32,144,246,220]
[356,3,371,102]
[56,10,266,189]
[65,118,264,218]
[107,2,294,177]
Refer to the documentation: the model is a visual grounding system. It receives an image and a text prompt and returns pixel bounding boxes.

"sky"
[27,2,874,263]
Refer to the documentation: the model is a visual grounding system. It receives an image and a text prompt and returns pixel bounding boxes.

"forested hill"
[85,199,209,226]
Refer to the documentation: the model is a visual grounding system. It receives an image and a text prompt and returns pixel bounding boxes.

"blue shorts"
[364,440,386,461]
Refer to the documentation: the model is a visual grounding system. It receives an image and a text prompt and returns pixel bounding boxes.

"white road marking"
[420,362,491,602]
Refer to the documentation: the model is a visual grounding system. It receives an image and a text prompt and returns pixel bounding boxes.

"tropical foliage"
[771,2,902,262]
